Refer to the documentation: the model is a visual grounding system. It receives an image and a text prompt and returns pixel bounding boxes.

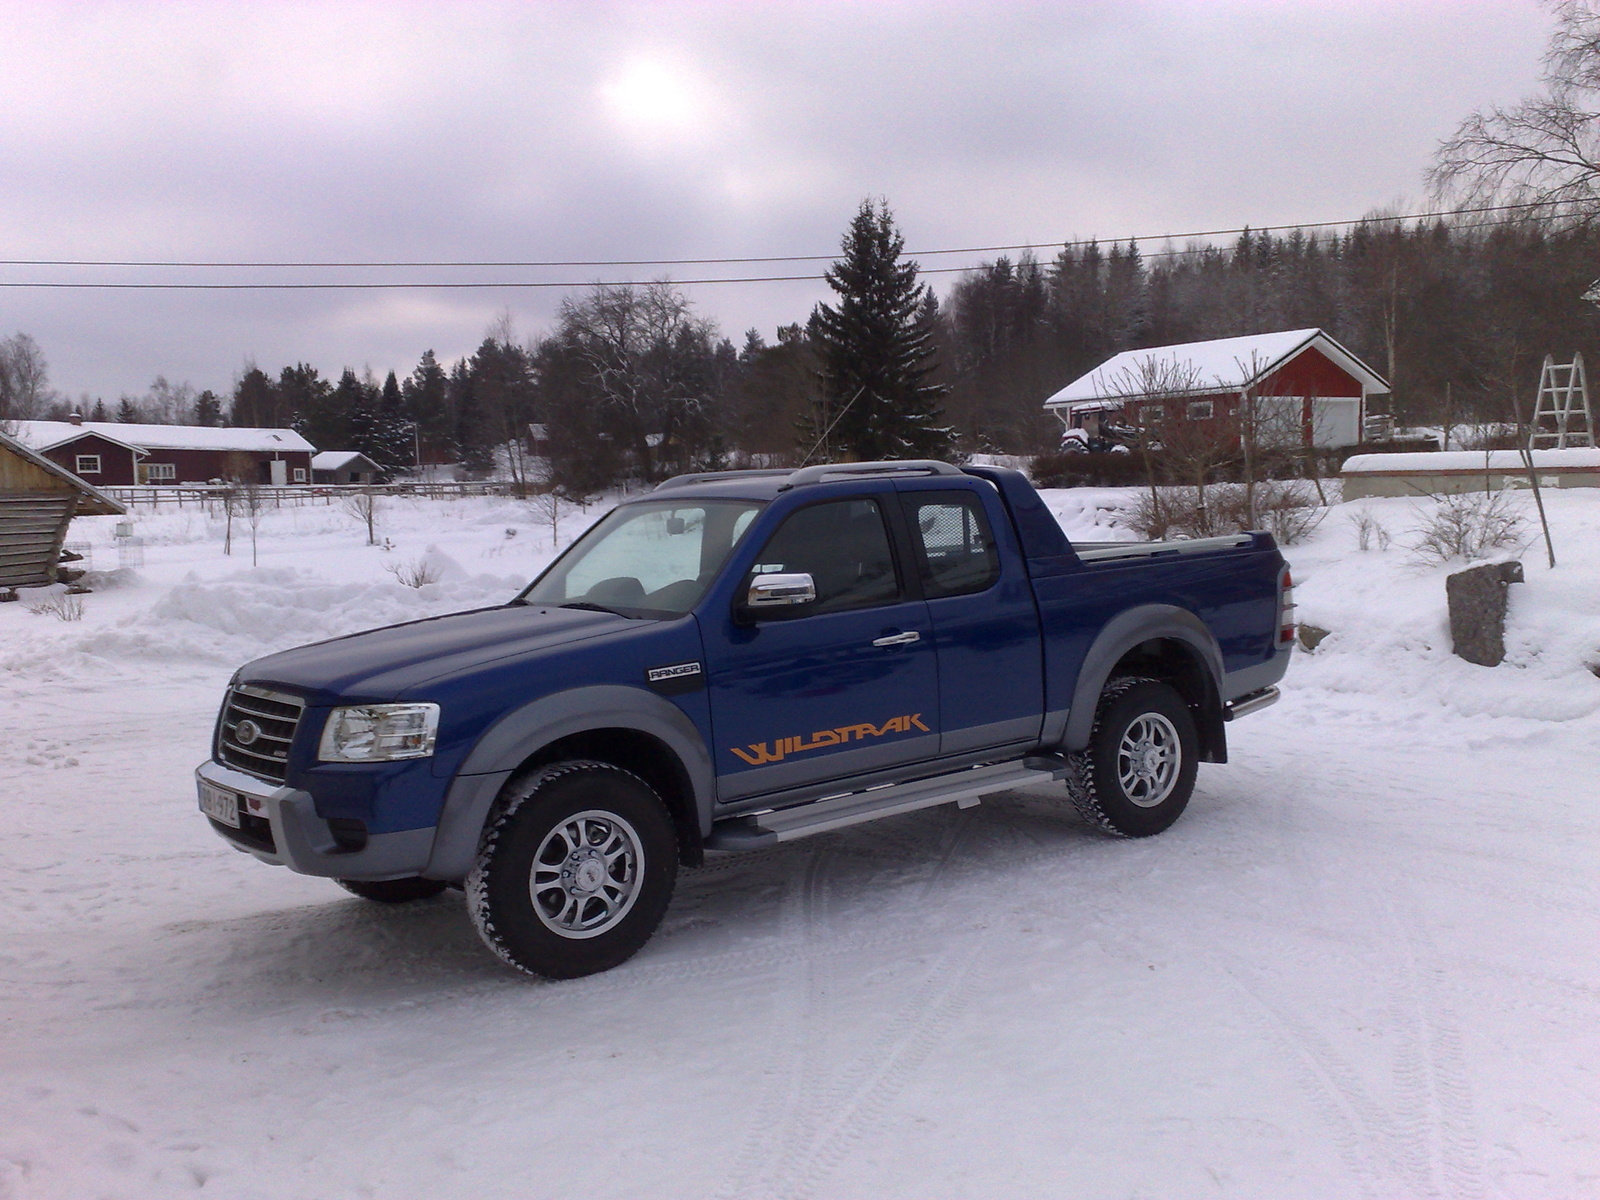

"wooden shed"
[0,427,126,597]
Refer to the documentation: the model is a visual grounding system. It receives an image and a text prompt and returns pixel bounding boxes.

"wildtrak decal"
[729,714,930,767]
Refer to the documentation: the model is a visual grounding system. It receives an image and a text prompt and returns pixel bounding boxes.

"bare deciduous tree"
[0,333,53,421]
[1100,354,1209,533]
[342,491,380,546]
[552,281,718,483]
[1432,2,1600,218]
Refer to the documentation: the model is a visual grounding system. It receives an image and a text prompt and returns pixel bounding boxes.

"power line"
[0,200,1582,290]
[0,198,1573,272]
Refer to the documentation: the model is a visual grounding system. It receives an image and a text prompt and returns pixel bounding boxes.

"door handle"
[871,631,921,647]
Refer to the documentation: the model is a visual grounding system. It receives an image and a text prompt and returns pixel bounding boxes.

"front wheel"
[467,761,678,979]
[1065,678,1198,837]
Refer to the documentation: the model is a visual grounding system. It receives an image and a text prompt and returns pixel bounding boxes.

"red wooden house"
[1043,328,1388,451]
[11,419,316,485]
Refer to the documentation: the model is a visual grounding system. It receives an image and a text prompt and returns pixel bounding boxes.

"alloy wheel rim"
[1116,712,1181,808]
[529,810,645,939]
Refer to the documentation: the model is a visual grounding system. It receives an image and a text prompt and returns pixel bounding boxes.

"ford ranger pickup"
[195,461,1293,978]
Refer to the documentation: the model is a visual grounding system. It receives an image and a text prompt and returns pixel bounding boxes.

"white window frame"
[75,454,102,475]
[1141,404,1165,425]
[292,467,308,483]
[143,462,176,482]
[1187,400,1214,421]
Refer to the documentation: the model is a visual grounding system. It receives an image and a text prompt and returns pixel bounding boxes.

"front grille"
[216,684,304,783]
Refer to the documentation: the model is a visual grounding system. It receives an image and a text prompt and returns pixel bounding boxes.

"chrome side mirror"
[745,572,816,609]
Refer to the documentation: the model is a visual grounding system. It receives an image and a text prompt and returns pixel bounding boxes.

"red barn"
[11,419,316,485]
[1043,328,1388,451]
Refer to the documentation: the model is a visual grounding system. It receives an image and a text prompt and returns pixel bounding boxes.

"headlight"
[318,703,440,762]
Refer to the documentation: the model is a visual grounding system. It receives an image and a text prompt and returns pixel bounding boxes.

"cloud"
[0,0,1550,399]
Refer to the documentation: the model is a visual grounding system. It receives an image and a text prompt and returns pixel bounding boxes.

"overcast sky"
[0,0,1553,405]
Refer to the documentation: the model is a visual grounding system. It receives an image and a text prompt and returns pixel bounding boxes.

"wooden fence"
[102,480,518,510]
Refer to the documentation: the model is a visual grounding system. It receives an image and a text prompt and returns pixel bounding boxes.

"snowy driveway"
[3,490,1598,1198]
[3,670,1596,1199]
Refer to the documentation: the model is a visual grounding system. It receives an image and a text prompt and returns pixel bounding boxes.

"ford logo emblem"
[235,719,262,746]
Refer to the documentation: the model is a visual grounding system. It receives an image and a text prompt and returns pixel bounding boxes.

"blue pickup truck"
[196,462,1292,978]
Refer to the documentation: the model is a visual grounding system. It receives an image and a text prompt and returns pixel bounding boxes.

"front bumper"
[195,759,436,881]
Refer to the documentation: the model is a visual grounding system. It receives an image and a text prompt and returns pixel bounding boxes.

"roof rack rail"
[654,468,795,492]
[777,460,964,490]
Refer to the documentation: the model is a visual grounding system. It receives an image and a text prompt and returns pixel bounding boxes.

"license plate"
[198,781,240,828]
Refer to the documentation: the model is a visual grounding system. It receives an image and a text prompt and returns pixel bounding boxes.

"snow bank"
[1,568,525,675]
[1025,486,1600,728]
[1281,491,1600,725]
[1343,447,1600,473]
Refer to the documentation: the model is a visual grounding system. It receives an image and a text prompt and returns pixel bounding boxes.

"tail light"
[1278,566,1296,646]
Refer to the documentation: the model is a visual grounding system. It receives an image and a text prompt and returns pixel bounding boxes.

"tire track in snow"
[1200,740,1488,1199]
[717,807,994,1200]
[714,796,1150,1200]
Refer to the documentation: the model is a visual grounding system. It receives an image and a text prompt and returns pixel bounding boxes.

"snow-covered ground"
[2,485,1597,1199]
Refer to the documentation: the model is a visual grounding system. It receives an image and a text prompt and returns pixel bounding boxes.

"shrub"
[1348,510,1392,552]
[1409,489,1526,564]
[1029,450,1154,489]
[23,590,85,621]
[1127,481,1324,544]
[382,557,443,588]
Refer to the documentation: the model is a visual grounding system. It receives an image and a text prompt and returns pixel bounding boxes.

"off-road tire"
[1064,677,1198,838]
[335,876,449,903]
[467,760,678,979]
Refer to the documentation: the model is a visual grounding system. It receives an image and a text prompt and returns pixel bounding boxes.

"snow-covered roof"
[312,450,380,471]
[9,420,315,454]
[7,421,148,456]
[1043,329,1389,409]
[0,427,126,515]
[1343,448,1600,473]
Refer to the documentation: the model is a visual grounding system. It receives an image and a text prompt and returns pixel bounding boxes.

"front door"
[269,459,287,486]
[706,496,938,802]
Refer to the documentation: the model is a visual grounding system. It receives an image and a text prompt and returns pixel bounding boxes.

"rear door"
[705,494,938,801]
[897,483,1044,755]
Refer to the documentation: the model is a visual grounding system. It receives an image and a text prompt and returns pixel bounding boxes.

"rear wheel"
[1065,677,1198,837]
[467,760,678,979]
[336,876,448,903]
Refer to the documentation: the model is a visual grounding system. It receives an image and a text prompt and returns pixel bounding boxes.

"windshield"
[520,498,765,618]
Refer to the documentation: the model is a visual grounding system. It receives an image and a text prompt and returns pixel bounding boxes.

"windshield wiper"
[559,601,628,616]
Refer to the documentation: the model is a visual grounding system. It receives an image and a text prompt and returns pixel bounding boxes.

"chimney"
[68,411,83,426]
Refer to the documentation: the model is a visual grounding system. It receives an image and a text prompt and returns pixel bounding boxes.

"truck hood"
[237,604,633,703]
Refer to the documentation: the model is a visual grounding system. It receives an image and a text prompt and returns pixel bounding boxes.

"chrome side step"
[705,759,1065,851]
[1225,686,1281,720]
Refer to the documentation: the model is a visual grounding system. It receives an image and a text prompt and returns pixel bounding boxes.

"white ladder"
[1529,353,1595,449]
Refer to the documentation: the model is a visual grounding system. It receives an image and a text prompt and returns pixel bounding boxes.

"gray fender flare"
[1061,604,1225,752]
[423,684,714,881]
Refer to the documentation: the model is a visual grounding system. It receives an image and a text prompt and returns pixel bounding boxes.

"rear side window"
[749,498,900,613]
[902,492,1000,598]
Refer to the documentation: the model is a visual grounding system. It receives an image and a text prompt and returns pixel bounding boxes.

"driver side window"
[749,498,900,613]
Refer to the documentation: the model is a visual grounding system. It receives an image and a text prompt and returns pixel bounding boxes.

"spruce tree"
[402,350,451,470]
[371,370,414,471]
[450,359,495,477]
[231,366,277,426]
[193,389,223,427]
[338,369,382,461]
[806,199,951,461]
[278,364,331,444]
